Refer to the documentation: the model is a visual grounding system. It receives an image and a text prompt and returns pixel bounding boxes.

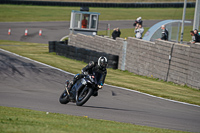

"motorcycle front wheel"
[76,86,93,106]
[59,89,70,104]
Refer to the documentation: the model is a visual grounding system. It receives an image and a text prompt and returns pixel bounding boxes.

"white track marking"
[60,35,68,41]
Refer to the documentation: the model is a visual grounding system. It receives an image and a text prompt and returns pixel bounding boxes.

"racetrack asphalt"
[0,20,199,132]
[0,49,200,132]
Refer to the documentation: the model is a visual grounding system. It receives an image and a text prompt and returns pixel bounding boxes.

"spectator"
[160,25,168,41]
[112,28,121,40]
[82,16,87,28]
[134,24,144,39]
[133,17,143,27]
[194,29,200,42]
[190,31,196,44]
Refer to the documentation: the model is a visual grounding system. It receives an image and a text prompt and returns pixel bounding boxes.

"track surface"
[0,49,200,132]
[0,20,199,132]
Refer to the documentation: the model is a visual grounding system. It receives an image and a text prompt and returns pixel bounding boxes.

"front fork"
[65,80,70,95]
[65,86,70,95]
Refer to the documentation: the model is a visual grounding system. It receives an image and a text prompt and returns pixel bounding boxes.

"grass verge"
[0,5,195,22]
[0,106,191,133]
[0,40,200,106]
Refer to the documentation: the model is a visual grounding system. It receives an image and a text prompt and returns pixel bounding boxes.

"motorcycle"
[59,72,103,106]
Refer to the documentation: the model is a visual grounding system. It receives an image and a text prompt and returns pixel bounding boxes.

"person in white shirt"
[134,23,144,39]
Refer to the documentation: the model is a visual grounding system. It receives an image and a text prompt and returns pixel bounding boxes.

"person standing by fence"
[134,24,144,39]
[190,31,197,44]
[160,25,168,41]
[112,28,121,40]
[194,29,200,42]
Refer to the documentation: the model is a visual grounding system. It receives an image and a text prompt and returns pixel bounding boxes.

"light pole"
[180,0,187,44]
[193,0,200,30]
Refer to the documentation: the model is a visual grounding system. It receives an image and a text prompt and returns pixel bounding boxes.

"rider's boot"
[67,81,73,91]
[67,81,75,101]
[65,80,70,88]
[93,91,98,97]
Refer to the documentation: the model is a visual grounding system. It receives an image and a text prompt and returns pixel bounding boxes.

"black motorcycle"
[59,72,103,106]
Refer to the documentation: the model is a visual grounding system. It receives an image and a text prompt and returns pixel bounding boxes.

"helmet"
[98,56,108,69]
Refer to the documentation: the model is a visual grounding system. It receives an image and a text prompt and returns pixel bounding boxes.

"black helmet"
[98,56,108,68]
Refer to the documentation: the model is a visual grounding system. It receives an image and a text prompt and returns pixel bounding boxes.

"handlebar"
[82,72,103,89]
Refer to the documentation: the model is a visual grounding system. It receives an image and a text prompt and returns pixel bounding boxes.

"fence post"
[107,24,110,37]
[176,23,181,43]
[121,39,127,71]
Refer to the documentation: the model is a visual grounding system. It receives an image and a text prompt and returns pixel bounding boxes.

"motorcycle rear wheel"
[59,89,70,104]
[76,87,93,106]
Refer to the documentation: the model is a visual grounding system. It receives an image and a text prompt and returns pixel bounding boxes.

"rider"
[67,56,108,96]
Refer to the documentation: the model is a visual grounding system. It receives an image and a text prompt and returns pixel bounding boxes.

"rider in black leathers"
[68,56,108,96]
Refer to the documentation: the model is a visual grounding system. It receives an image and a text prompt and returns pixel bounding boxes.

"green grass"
[0,106,190,133]
[0,40,200,106]
[0,5,195,22]
[98,26,194,42]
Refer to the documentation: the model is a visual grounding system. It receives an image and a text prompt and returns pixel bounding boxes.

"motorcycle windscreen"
[93,72,104,85]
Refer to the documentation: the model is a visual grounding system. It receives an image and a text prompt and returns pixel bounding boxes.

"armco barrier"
[48,41,118,69]
[0,0,195,8]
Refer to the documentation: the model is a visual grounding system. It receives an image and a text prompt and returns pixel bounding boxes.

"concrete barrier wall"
[126,38,172,81]
[68,34,200,89]
[187,43,200,88]
[168,43,190,85]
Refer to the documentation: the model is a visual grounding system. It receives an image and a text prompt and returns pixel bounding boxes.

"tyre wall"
[68,33,200,90]
[68,33,124,69]
[48,41,119,69]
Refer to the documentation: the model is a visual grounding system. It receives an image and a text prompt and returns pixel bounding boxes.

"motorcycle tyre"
[59,89,70,104]
[76,87,93,106]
